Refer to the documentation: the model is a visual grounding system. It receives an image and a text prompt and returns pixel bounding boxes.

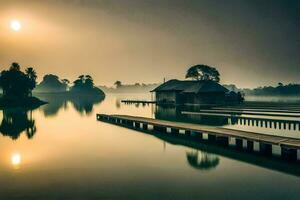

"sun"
[11,153,22,167]
[10,20,22,32]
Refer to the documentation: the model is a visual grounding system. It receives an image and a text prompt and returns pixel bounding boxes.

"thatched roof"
[151,79,228,93]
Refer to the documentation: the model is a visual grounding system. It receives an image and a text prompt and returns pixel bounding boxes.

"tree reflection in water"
[186,150,220,170]
[70,96,103,116]
[36,93,105,117]
[0,108,36,140]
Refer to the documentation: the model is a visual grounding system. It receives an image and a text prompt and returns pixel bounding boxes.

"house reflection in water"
[0,108,36,140]
[155,105,238,126]
[186,150,220,170]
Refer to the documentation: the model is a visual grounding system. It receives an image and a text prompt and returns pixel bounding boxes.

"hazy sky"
[0,0,299,88]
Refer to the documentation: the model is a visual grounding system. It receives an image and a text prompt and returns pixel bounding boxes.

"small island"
[0,62,46,109]
[0,63,105,109]
[34,74,105,100]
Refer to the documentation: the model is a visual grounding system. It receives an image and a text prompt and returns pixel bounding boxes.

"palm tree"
[0,63,37,98]
[85,75,94,88]
[85,75,92,79]
[61,79,70,84]
[25,67,37,97]
[78,75,85,82]
[114,80,122,88]
[25,67,37,80]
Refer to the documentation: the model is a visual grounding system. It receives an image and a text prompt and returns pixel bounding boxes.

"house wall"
[156,91,227,105]
[183,92,226,105]
[155,91,178,104]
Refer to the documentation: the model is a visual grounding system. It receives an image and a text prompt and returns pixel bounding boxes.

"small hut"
[151,79,237,105]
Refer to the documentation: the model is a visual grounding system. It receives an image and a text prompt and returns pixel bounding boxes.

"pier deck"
[121,100,156,104]
[97,114,300,161]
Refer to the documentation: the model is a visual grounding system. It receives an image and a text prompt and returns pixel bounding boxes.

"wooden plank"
[121,100,156,104]
[97,114,300,149]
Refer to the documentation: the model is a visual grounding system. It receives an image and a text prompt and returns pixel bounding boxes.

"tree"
[25,67,37,96]
[61,79,70,85]
[78,75,85,82]
[10,62,21,71]
[114,80,122,88]
[0,109,36,140]
[185,64,220,82]
[61,79,70,91]
[72,75,85,89]
[35,74,67,93]
[71,75,95,91]
[85,75,94,88]
[0,63,37,98]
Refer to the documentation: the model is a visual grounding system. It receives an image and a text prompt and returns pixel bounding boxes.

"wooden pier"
[121,100,156,104]
[97,114,300,161]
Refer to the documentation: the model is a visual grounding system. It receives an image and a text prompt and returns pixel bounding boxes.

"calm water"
[0,93,300,200]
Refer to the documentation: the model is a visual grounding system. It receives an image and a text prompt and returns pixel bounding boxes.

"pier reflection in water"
[99,113,300,177]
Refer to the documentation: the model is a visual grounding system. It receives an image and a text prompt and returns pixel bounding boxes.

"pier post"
[272,145,281,157]
[142,123,148,130]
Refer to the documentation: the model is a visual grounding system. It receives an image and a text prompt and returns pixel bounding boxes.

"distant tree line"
[34,74,104,96]
[35,74,68,93]
[223,83,300,96]
[98,81,159,93]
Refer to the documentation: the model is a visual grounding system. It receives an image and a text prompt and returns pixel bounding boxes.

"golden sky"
[0,0,299,88]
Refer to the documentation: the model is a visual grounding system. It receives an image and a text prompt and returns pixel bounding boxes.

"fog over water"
[1,0,299,88]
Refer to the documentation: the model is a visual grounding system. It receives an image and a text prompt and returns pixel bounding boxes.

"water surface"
[0,93,300,200]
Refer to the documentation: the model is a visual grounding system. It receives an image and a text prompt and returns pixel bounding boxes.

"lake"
[0,93,300,200]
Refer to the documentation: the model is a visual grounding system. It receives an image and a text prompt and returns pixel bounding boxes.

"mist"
[0,0,299,88]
